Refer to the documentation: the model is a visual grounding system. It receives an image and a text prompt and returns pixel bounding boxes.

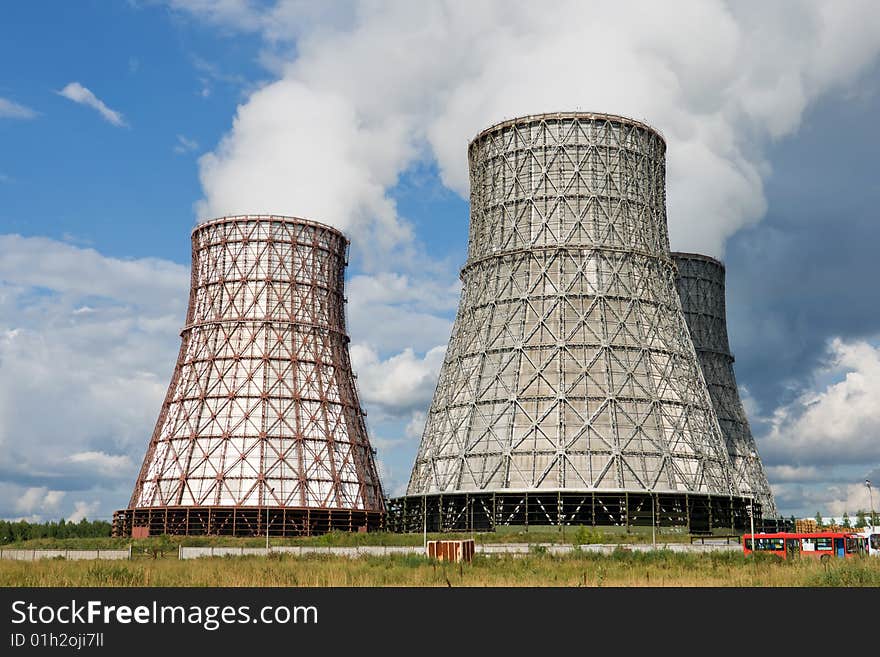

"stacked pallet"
[426,540,475,563]
[795,519,818,533]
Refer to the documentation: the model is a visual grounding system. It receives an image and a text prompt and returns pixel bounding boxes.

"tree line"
[813,510,876,529]
[0,518,112,543]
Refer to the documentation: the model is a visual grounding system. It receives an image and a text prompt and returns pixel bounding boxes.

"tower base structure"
[112,506,384,538]
[387,492,776,534]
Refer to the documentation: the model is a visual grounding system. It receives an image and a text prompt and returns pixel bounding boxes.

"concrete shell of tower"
[393,112,749,531]
[114,215,384,537]
[672,251,777,517]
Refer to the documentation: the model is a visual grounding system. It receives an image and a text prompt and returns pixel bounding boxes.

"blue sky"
[1,1,879,523]
[0,2,263,261]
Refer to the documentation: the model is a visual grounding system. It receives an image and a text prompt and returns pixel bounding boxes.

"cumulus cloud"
[0,235,186,312]
[346,272,458,354]
[0,97,37,119]
[178,0,880,259]
[68,501,101,523]
[822,480,878,517]
[57,82,128,127]
[772,472,879,519]
[350,344,446,420]
[764,465,826,484]
[760,338,880,467]
[68,452,134,477]
[0,234,188,520]
[405,411,426,441]
[15,487,65,515]
[751,339,880,516]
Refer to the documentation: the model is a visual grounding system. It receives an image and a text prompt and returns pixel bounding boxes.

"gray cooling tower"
[673,252,777,517]
[394,113,748,531]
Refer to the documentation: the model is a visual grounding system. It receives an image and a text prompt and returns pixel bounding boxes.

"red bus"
[743,532,865,560]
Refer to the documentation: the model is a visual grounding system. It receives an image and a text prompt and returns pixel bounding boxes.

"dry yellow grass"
[2,551,878,587]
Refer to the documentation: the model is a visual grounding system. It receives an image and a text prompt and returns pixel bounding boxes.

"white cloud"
[346,272,458,354]
[173,134,199,154]
[57,82,127,127]
[0,97,37,119]
[350,344,446,420]
[753,339,880,516]
[823,482,878,517]
[15,487,65,514]
[764,465,825,483]
[177,0,880,259]
[0,234,186,312]
[68,451,134,476]
[68,500,101,523]
[405,411,426,440]
[760,338,880,466]
[738,385,760,420]
[772,475,879,519]
[0,234,188,521]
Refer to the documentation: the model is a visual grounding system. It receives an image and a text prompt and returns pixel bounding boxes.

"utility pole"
[266,486,275,552]
[748,497,756,553]
[652,493,657,549]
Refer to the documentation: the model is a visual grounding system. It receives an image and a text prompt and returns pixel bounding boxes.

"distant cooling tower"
[114,215,384,537]
[672,252,777,517]
[392,112,749,532]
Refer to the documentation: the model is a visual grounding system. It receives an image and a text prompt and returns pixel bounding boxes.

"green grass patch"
[2,549,878,587]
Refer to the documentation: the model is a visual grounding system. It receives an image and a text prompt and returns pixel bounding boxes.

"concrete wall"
[179,542,740,559]
[179,545,422,559]
[0,549,130,561]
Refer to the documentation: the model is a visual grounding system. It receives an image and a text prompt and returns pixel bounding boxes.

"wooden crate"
[426,539,475,563]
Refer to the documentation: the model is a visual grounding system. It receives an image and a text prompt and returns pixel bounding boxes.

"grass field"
[2,550,879,587]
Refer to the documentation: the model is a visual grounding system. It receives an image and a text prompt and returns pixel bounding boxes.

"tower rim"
[193,214,348,243]
[468,111,665,149]
[671,251,725,269]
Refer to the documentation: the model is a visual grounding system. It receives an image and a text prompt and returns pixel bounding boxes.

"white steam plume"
[182,0,880,259]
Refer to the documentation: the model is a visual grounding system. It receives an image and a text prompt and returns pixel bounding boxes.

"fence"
[0,543,741,561]
[179,542,740,559]
[0,547,131,561]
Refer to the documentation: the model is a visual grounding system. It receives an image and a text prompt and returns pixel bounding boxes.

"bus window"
[871,535,880,551]
[801,538,816,552]
[755,538,784,551]
[845,537,862,554]
[815,538,832,551]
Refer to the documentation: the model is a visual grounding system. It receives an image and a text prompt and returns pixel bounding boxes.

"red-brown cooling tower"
[114,215,384,537]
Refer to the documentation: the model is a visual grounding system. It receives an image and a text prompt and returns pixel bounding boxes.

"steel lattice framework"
[673,252,777,517]
[397,112,745,530]
[114,215,384,537]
